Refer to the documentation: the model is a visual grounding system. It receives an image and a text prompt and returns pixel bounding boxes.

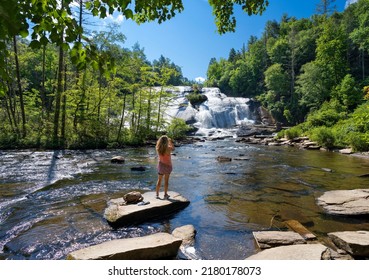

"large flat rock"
[317,189,369,215]
[66,232,182,260]
[253,231,306,249]
[328,231,369,257]
[246,244,328,260]
[104,191,190,227]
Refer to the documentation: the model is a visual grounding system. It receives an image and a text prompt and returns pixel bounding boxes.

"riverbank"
[231,124,369,161]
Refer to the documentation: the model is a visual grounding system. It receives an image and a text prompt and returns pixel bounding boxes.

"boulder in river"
[317,189,369,215]
[111,156,125,163]
[104,191,190,227]
[246,243,328,260]
[328,231,369,258]
[172,224,196,247]
[172,224,199,260]
[339,148,353,154]
[253,231,306,249]
[66,232,182,260]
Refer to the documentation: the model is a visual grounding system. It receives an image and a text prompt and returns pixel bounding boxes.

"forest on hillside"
[206,0,369,151]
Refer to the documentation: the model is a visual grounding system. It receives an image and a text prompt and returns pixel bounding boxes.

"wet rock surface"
[317,189,369,215]
[66,232,182,260]
[248,220,365,260]
[328,231,369,257]
[246,244,328,260]
[253,231,306,249]
[104,191,190,227]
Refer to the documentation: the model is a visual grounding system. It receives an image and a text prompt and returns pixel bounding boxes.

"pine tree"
[316,0,336,15]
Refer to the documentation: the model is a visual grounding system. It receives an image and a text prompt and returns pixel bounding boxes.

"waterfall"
[165,87,254,136]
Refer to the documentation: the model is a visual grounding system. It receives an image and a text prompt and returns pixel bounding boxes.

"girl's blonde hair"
[156,135,170,155]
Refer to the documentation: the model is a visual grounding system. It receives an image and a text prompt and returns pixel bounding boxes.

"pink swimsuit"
[159,153,172,165]
[157,147,173,175]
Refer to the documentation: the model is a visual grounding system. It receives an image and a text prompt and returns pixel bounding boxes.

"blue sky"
[105,0,350,82]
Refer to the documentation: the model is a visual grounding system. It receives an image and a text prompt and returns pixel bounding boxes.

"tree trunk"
[5,77,19,135]
[98,72,102,122]
[78,0,83,43]
[53,0,66,146]
[4,94,16,134]
[53,40,64,146]
[116,92,127,142]
[13,35,26,138]
[131,90,136,131]
[41,43,47,114]
[156,87,163,133]
[146,87,152,131]
[135,90,142,135]
[61,63,67,145]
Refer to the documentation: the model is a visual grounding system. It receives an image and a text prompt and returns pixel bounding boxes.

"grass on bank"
[277,101,369,152]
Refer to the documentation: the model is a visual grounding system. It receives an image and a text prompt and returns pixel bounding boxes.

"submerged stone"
[216,156,232,162]
[130,166,146,171]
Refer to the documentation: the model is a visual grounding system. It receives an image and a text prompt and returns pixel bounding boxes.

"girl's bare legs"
[156,174,163,197]
[164,174,170,198]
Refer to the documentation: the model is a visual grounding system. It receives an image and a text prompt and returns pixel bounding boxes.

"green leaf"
[100,6,107,18]
[40,35,49,46]
[29,40,41,49]
[0,86,6,98]
[91,60,99,71]
[50,28,59,43]
[124,9,133,19]
[19,29,29,38]
[74,42,83,50]
[118,0,130,10]
[61,10,68,19]
[65,28,78,42]
[92,7,99,16]
[61,42,70,51]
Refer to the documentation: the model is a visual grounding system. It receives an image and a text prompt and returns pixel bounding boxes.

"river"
[1,138,369,260]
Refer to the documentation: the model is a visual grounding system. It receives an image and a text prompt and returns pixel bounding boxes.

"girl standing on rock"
[155,135,175,199]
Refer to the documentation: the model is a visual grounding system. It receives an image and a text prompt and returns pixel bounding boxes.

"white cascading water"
[165,87,254,137]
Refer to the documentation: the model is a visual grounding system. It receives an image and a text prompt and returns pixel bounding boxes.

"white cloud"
[345,0,358,8]
[107,14,124,24]
[195,77,206,83]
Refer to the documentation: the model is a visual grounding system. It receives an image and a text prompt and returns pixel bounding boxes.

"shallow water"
[1,139,369,260]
